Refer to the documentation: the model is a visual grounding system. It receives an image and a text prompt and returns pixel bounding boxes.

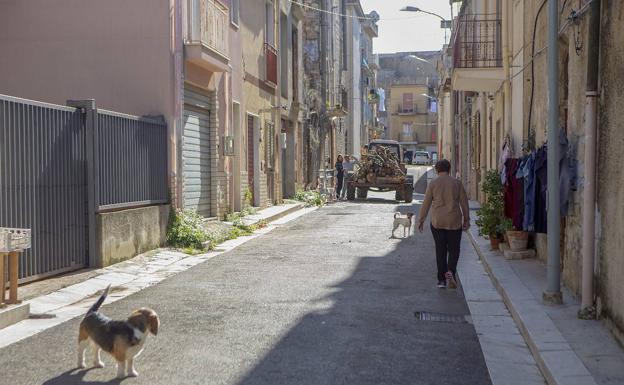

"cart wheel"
[404,184,414,203]
[394,189,403,202]
[347,184,356,201]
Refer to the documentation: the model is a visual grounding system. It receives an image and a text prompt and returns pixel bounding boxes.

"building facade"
[442,0,624,343]
[301,0,346,186]
[377,52,440,153]
[387,84,437,154]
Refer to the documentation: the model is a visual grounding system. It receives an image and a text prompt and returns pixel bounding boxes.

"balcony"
[264,42,278,88]
[396,104,418,116]
[184,0,230,72]
[451,14,505,92]
[399,132,415,142]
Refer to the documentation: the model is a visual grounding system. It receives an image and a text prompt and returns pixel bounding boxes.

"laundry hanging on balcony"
[500,128,578,234]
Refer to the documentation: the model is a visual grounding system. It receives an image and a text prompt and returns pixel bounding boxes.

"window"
[292,26,299,102]
[265,1,275,46]
[402,93,413,112]
[402,123,413,134]
[230,0,239,26]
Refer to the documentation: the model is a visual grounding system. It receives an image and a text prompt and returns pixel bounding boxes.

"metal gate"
[0,94,168,282]
[0,95,89,281]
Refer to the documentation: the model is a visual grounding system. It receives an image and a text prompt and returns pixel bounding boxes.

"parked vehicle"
[346,140,414,203]
[403,150,413,165]
[413,151,431,165]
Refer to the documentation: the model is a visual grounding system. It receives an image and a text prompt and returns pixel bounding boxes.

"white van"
[413,151,431,165]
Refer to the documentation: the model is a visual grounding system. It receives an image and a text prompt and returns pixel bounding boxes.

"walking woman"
[417,159,470,289]
[335,154,344,199]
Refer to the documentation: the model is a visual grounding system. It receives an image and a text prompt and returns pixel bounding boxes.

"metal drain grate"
[414,311,468,324]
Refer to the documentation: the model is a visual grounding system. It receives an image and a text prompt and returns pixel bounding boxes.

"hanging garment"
[499,142,512,182]
[558,127,579,216]
[513,157,525,230]
[534,147,548,233]
[522,152,537,232]
[504,158,522,227]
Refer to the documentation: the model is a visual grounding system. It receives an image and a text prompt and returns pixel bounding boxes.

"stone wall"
[596,0,624,338]
[523,0,587,297]
[97,205,169,267]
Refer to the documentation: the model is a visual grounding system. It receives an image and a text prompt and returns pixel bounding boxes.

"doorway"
[247,114,259,206]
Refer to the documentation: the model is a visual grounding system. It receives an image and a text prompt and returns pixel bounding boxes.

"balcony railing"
[399,132,415,142]
[265,42,278,87]
[453,15,502,69]
[397,105,417,114]
[186,0,229,58]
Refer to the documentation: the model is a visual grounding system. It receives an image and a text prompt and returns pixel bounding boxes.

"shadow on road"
[234,202,490,385]
[42,368,124,385]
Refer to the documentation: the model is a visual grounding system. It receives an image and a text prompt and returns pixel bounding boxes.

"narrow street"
[0,166,492,385]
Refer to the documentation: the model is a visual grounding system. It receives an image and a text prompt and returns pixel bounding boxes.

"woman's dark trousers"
[336,174,344,198]
[431,226,462,282]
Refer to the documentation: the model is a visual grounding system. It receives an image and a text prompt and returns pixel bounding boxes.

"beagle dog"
[77,285,159,378]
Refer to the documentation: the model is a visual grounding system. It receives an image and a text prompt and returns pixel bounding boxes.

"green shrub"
[225,212,242,222]
[167,209,209,249]
[241,206,258,216]
[244,187,253,207]
[476,170,507,238]
[294,190,326,207]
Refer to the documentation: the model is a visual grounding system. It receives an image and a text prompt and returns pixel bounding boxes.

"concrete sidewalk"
[0,203,315,349]
[458,235,546,385]
[466,202,624,385]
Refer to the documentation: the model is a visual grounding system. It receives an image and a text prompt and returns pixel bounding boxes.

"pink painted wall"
[0,0,176,125]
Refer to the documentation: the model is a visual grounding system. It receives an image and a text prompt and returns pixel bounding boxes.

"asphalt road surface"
[0,166,491,385]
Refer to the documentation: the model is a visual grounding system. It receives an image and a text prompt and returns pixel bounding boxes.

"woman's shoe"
[445,271,457,289]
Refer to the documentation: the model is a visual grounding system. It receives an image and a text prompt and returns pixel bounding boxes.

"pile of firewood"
[354,146,406,184]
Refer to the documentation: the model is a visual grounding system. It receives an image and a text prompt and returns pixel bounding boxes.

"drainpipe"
[581,0,601,317]
[501,0,512,150]
[450,90,456,176]
[543,0,562,304]
[480,92,487,199]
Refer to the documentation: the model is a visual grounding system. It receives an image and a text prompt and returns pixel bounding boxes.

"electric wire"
[287,0,429,21]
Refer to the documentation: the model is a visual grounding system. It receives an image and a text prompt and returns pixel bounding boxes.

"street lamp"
[400,6,450,44]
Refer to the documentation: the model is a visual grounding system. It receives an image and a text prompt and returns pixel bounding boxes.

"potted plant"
[506,227,529,251]
[476,170,506,250]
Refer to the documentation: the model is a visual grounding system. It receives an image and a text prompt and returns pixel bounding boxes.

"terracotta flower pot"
[506,230,529,251]
[490,235,500,251]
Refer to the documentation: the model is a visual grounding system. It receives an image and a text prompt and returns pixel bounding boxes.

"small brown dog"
[391,212,414,238]
[77,285,159,378]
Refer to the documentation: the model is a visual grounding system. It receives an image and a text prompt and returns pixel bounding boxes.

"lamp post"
[400,6,450,44]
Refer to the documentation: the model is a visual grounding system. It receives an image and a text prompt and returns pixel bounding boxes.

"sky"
[359,0,459,54]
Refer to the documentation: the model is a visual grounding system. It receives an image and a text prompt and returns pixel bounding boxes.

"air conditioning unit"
[222,136,234,156]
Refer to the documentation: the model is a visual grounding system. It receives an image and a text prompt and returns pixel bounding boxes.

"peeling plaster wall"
[596,0,624,338]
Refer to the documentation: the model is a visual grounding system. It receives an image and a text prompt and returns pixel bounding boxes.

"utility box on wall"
[223,136,234,156]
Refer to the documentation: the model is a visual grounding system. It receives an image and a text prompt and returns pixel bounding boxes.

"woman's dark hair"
[435,159,451,173]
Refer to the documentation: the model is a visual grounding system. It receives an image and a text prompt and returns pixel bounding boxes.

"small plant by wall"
[294,190,326,207]
[166,209,209,249]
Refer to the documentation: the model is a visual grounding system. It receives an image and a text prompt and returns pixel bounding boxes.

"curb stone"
[0,204,315,349]
[465,226,598,385]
